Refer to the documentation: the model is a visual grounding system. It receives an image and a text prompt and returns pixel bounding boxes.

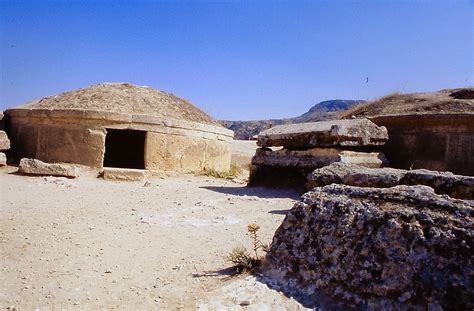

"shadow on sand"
[268,209,292,215]
[199,185,301,200]
[192,266,237,279]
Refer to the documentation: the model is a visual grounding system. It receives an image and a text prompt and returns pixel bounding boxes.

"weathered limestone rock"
[307,162,403,188]
[0,130,10,150]
[307,162,474,199]
[0,111,4,130]
[257,119,388,149]
[264,184,473,310]
[18,158,79,178]
[102,167,147,182]
[252,148,387,169]
[403,169,474,200]
[0,152,6,166]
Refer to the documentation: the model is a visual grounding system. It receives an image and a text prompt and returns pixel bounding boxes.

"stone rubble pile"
[0,112,10,166]
[249,119,389,187]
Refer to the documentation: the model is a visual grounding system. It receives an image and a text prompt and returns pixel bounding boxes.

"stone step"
[102,167,147,182]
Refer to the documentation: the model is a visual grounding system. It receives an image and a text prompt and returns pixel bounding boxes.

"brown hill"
[22,82,219,126]
[339,87,474,119]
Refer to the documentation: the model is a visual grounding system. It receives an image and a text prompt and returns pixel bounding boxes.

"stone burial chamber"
[369,113,474,176]
[248,119,389,188]
[5,83,234,174]
[337,88,474,176]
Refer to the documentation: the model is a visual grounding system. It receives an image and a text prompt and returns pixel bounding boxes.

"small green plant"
[202,163,242,179]
[225,223,269,273]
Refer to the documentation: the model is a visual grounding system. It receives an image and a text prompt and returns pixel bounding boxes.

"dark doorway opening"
[103,129,146,169]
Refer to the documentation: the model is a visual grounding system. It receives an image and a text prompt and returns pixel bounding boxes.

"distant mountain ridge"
[220,99,364,140]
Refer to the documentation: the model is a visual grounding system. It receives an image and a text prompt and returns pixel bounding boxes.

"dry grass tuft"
[225,246,257,273]
[202,163,242,179]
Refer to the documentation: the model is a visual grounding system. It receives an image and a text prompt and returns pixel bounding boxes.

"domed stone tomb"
[5,83,233,172]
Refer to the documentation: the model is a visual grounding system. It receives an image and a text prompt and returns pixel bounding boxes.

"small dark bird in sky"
[366,77,369,83]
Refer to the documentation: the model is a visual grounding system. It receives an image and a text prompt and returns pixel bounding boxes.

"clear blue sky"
[1,0,472,120]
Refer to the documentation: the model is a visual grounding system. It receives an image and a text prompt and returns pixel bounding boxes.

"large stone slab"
[307,162,474,199]
[264,184,473,310]
[0,130,10,150]
[145,131,231,172]
[9,124,106,168]
[252,148,387,169]
[102,167,147,182]
[18,158,79,178]
[257,119,388,149]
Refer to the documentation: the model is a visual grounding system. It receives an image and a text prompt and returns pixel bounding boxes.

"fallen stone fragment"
[264,184,473,310]
[307,162,474,199]
[307,161,403,189]
[402,169,474,200]
[102,167,147,182]
[0,152,6,166]
[257,119,388,149]
[0,130,10,150]
[18,158,79,178]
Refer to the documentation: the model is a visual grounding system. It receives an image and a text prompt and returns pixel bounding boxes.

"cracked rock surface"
[307,162,474,199]
[264,184,473,310]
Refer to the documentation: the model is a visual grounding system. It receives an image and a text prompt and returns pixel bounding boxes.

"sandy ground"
[0,141,305,309]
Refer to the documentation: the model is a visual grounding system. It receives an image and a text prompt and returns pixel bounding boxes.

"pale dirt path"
[0,166,300,310]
